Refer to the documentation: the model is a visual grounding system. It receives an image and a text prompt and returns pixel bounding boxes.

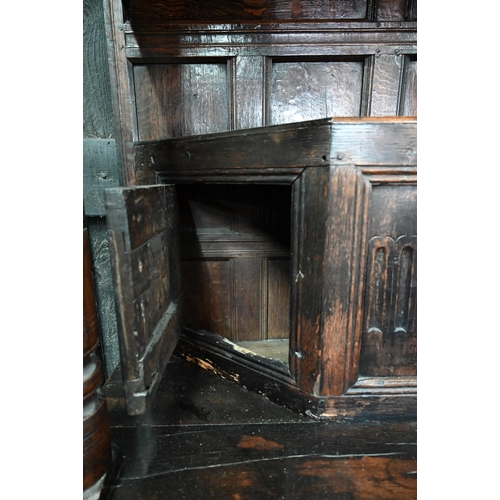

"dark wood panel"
[233,185,267,233]
[235,56,265,129]
[177,184,234,233]
[370,54,403,116]
[178,184,292,344]
[177,184,291,244]
[135,117,332,182]
[105,355,305,426]
[87,218,120,380]
[293,166,331,395]
[104,355,416,500]
[182,260,232,337]
[267,259,291,339]
[329,118,417,167]
[134,62,231,141]
[84,0,114,138]
[128,0,370,25]
[319,166,371,395]
[136,118,416,184]
[269,60,364,125]
[234,257,263,341]
[377,0,407,21]
[359,184,417,377]
[110,426,415,500]
[399,55,417,116]
[105,185,183,414]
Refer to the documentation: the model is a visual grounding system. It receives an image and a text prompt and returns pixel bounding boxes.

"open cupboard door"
[105,185,182,415]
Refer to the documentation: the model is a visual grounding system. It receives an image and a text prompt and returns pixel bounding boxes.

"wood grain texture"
[178,184,291,344]
[83,139,119,217]
[83,0,114,138]
[134,62,231,141]
[319,166,371,396]
[182,259,232,336]
[360,184,417,377]
[399,55,417,116]
[268,59,365,125]
[87,219,120,380]
[235,56,265,129]
[329,118,417,166]
[105,185,183,414]
[104,0,137,185]
[83,226,112,493]
[127,0,371,25]
[234,257,263,341]
[104,355,416,499]
[376,0,407,21]
[267,259,291,339]
[135,117,332,183]
[370,53,403,117]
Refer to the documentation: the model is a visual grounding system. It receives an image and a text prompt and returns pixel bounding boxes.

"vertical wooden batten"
[84,223,121,498]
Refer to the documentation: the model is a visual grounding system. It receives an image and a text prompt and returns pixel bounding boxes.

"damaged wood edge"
[176,328,417,421]
[175,328,322,418]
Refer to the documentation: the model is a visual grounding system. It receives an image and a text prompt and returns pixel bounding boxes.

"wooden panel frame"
[104,0,416,187]
[135,117,416,419]
[103,0,417,418]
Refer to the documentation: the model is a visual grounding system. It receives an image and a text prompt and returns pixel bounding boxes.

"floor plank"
[104,355,416,499]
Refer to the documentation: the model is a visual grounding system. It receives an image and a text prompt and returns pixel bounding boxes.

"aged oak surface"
[104,355,416,499]
[124,118,417,420]
[105,185,183,415]
[84,222,122,499]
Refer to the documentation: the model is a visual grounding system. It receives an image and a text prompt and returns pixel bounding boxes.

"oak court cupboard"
[83,0,416,495]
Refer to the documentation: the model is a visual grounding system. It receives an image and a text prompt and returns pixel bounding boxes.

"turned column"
[83,223,112,497]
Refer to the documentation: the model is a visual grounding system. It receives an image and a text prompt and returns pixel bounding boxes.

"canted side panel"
[105,185,182,414]
[359,184,417,377]
[268,60,365,125]
[133,63,231,141]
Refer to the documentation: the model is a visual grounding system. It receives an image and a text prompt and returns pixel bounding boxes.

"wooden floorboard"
[104,355,417,499]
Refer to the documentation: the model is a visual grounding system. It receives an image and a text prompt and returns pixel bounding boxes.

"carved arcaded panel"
[360,234,417,377]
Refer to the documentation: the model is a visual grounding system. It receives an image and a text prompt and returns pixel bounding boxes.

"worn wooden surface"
[106,118,417,418]
[125,0,417,26]
[105,185,183,414]
[105,0,416,185]
[104,355,417,499]
[135,117,416,183]
[84,0,122,381]
[102,0,418,421]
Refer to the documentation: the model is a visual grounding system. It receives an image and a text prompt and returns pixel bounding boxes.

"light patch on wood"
[184,355,218,374]
[237,435,284,450]
[221,337,255,356]
[183,353,240,384]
